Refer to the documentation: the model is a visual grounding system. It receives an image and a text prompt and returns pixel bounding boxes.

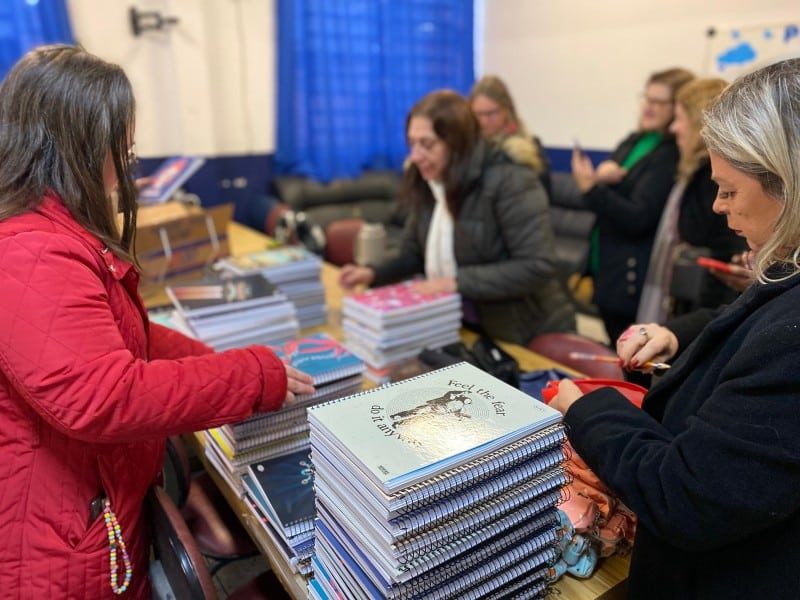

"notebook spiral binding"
[557,473,574,507]
[482,568,549,600]
[391,511,559,598]
[394,504,559,581]
[391,450,566,536]
[235,375,363,435]
[393,424,566,514]
[481,565,551,600]
[398,537,558,600]
[394,472,567,562]
[394,469,567,548]
[412,542,560,600]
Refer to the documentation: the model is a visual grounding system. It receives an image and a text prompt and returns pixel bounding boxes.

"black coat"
[372,141,575,345]
[565,271,800,599]
[584,133,679,335]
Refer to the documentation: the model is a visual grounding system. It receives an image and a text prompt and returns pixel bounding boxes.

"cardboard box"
[130,201,234,293]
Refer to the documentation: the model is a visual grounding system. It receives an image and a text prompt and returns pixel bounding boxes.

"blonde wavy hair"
[468,75,544,173]
[701,58,800,282]
[674,78,727,180]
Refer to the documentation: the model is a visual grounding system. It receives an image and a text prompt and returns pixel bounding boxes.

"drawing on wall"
[706,22,799,79]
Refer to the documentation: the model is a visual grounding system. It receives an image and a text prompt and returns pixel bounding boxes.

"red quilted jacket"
[0,194,288,598]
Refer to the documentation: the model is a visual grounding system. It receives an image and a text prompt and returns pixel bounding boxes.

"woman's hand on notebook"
[410,276,456,295]
[616,323,678,373]
[339,264,374,289]
[283,365,315,406]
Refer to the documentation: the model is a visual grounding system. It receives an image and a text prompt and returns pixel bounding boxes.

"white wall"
[481,0,799,149]
[67,0,275,158]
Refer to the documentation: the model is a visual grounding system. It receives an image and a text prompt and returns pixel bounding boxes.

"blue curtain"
[0,0,74,80]
[276,0,474,182]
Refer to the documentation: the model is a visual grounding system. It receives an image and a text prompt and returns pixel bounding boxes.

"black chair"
[163,436,258,574]
[150,485,219,600]
[149,485,290,600]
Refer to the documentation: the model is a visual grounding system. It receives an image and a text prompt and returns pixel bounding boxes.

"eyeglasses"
[473,107,503,120]
[640,94,673,108]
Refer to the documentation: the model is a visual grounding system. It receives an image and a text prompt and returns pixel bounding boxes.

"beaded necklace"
[103,500,133,595]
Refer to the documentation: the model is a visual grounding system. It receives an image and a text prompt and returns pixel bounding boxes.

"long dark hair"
[0,45,138,261]
[403,90,480,216]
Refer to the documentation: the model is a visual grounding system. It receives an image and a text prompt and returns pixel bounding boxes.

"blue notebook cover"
[139,156,205,204]
[247,449,316,536]
[273,333,364,386]
[308,362,561,493]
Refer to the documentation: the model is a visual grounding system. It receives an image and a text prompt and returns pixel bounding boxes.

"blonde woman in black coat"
[553,58,800,599]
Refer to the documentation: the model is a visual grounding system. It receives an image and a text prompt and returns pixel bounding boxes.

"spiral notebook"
[166,272,283,319]
[272,333,365,386]
[208,422,310,457]
[312,423,565,519]
[342,280,461,328]
[314,514,558,599]
[308,362,561,494]
[203,430,309,473]
[224,374,364,440]
[219,246,321,279]
[318,499,560,587]
[245,449,316,539]
[315,467,567,559]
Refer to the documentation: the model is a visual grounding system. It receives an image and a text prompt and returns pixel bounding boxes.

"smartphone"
[696,256,735,274]
[88,495,106,525]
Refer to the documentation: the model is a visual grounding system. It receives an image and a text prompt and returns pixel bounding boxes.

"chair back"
[527,332,624,379]
[324,218,363,266]
[149,485,218,600]
[163,436,192,508]
[548,172,596,281]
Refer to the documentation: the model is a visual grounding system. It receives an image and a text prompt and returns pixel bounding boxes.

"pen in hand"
[567,352,671,371]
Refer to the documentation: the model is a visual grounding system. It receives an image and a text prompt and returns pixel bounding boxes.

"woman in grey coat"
[339,90,574,345]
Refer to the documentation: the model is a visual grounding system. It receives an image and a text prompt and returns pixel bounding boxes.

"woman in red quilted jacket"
[0,45,314,598]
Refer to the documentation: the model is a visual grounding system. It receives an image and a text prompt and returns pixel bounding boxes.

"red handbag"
[541,378,646,408]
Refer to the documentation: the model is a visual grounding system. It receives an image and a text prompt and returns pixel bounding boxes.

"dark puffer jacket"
[372,141,574,345]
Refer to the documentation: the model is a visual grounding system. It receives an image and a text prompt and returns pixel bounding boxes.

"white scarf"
[424,180,457,279]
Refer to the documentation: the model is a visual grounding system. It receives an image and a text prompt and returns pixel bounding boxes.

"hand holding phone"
[696,256,735,274]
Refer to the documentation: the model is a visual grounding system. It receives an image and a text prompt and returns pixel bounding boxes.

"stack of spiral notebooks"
[342,280,462,383]
[307,362,567,599]
[217,246,327,329]
[204,333,364,494]
[242,448,317,577]
[166,272,299,350]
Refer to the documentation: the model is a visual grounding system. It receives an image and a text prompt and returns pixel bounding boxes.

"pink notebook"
[344,280,459,317]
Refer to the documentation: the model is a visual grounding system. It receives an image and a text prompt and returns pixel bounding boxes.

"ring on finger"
[638,326,649,340]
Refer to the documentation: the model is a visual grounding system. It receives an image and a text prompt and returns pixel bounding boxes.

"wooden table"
[173,222,629,599]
